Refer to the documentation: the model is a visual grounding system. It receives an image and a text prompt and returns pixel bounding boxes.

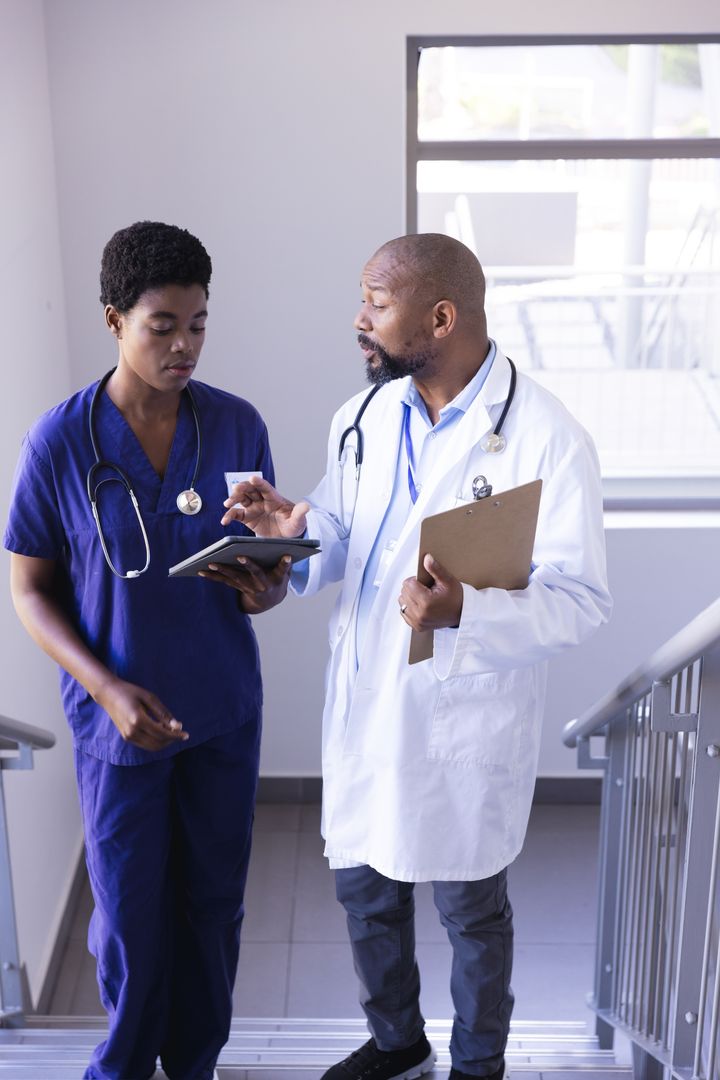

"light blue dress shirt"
[355,340,497,664]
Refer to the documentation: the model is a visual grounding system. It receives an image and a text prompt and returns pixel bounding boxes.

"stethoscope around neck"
[337,358,517,524]
[86,368,203,579]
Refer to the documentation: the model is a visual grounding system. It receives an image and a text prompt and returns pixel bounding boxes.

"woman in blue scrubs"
[3,221,288,1080]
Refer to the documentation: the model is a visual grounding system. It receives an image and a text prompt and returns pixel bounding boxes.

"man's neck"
[413,339,491,425]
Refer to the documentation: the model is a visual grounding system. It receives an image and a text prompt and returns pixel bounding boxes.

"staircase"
[0,1017,631,1077]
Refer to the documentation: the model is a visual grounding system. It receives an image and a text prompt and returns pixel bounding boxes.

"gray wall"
[0,0,82,1004]
[1,0,719,1000]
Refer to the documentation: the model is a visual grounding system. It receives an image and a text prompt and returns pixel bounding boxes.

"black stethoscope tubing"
[337,383,382,475]
[338,358,517,470]
[88,368,202,491]
[86,368,203,578]
[492,358,517,441]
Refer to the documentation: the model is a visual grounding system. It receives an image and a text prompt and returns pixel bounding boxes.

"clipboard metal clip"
[472,475,493,500]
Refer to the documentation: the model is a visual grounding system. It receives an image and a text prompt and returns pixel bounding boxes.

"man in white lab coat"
[221,234,612,1080]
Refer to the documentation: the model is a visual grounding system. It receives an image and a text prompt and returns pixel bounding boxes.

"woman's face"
[106,283,208,394]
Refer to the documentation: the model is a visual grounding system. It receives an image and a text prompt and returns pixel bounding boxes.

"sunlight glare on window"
[412,40,720,498]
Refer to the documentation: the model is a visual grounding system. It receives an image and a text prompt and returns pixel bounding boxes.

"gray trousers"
[335,865,513,1077]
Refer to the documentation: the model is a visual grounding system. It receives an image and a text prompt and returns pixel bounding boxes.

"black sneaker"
[448,1063,508,1080]
[321,1034,436,1080]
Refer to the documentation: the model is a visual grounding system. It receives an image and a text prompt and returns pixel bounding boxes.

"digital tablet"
[168,536,321,577]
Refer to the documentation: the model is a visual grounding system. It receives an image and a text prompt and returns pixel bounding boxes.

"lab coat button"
[354,557,362,569]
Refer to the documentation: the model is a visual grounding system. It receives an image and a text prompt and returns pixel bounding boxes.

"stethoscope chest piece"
[88,369,204,577]
[176,489,203,515]
[480,431,507,454]
[479,357,516,456]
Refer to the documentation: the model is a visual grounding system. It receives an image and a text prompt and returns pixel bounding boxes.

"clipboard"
[409,479,542,664]
[168,536,320,578]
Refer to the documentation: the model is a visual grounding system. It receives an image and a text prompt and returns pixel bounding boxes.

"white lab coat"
[292,349,611,882]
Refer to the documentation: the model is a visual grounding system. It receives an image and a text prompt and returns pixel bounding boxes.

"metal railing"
[563,596,720,1080]
[0,714,55,1027]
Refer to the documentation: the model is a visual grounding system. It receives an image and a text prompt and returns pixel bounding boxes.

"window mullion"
[417,138,720,162]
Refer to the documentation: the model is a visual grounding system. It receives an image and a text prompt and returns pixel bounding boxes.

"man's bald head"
[356,232,490,391]
[367,233,487,327]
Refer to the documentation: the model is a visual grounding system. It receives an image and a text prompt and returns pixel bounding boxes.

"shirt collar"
[402,338,497,419]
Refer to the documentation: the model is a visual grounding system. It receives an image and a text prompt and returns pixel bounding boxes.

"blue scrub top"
[4,378,273,765]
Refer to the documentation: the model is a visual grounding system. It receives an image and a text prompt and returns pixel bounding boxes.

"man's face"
[353,253,438,386]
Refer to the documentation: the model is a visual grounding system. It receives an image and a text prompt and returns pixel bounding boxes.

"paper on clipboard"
[408,479,543,665]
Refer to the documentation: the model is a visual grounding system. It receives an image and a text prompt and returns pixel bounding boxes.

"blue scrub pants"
[75,720,261,1080]
[335,865,513,1077]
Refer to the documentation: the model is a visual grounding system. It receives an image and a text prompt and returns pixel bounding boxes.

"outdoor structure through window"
[407,36,720,507]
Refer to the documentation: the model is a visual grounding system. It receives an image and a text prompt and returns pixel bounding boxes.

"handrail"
[567,594,720,1079]
[0,712,55,1026]
[562,594,720,747]
[0,714,55,752]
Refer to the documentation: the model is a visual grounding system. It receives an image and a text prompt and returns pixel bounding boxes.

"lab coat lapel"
[349,381,407,561]
[393,350,514,550]
[333,382,406,620]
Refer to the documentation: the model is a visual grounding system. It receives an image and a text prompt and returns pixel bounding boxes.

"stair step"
[0,1018,633,1075]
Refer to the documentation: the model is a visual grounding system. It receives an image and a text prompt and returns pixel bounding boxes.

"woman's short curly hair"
[99,221,212,312]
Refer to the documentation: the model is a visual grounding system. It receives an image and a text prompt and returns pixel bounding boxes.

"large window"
[407,37,720,507]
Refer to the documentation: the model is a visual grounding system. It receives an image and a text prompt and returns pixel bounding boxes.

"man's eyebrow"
[147,309,208,319]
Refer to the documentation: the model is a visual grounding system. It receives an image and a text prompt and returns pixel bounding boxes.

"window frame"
[406,34,720,510]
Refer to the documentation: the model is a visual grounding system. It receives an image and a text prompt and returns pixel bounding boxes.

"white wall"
[40,0,720,780]
[0,0,82,1004]
[1,0,719,998]
[541,516,720,775]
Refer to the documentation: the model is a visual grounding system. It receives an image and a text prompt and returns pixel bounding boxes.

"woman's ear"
[105,305,122,338]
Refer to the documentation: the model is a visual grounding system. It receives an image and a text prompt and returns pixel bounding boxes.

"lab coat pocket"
[427,668,531,769]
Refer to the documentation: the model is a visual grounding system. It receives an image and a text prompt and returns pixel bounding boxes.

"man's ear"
[432,299,456,339]
[105,305,122,338]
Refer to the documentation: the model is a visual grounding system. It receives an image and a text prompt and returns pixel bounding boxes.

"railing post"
[631,1042,665,1080]
[0,768,25,1026]
[669,646,720,1077]
[589,721,627,1050]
